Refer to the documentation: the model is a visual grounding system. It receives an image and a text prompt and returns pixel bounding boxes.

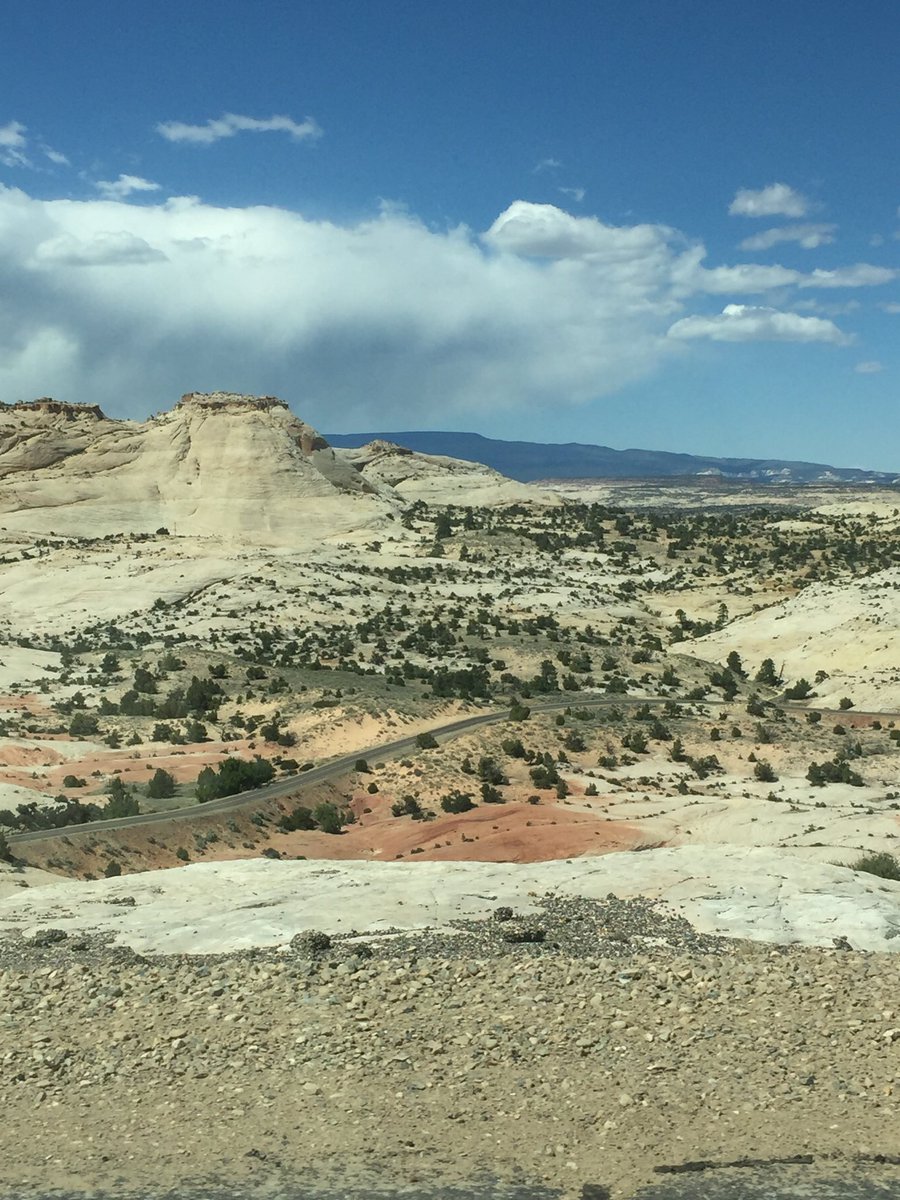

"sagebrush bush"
[849,851,900,881]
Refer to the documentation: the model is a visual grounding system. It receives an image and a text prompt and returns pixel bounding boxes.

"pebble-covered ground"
[2,898,900,1200]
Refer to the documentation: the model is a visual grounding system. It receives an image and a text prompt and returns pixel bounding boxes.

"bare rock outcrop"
[0,399,112,478]
[0,391,555,540]
[0,392,388,541]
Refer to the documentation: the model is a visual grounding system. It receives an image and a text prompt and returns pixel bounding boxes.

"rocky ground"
[2,899,900,1200]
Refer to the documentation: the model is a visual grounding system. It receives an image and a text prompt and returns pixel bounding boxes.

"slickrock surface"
[3,851,900,955]
[2,900,900,1199]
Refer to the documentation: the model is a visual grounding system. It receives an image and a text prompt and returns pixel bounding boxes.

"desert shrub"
[477,756,508,785]
[103,860,122,878]
[62,775,86,788]
[69,712,100,737]
[105,777,140,818]
[0,830,13,863]
[754,760,778,783]
[440,790,475,814]
[755,658,780,686]
[848,851,900,881]
[175,847,190,861]
[784,678,813,700]
[529,763,560,789]
[313,802,344,834]
[147,768,176,799]
[708,669,737,700]
[279,804,316,832]
[415,731,438,750]
[391,794,423,819]
[621,730,647,754]
[481,782,505,804]
[807,758,864,787]
[120,690,157,717]
[688,754,721,779]
[133,666,157,694]
[354,759,370,773]
[366,781,379,794]
[839,697,854,710]
[195,756,275,802]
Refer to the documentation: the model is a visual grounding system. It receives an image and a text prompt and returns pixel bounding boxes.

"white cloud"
[32,231,167,267]
[0,120,29,167]
[881,301,900,313]
[802,264,896,288]
[483,202,685,293]
[0,122,70,170]
[739,223,836,251]
[0,190,865,424]
[729,183,810,218]
[558,186,586,203]
[692,261,895,295]
[95,174,161,200]
[532,157,561,173]
[156,112,321,146]
[693,262,800,293]
[793,298,860,317]
[855,360,884,374]
[667,304,850,345]
[0,191,692,420]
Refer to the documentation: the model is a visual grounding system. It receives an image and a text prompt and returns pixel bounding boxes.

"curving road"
[5,693,871,846]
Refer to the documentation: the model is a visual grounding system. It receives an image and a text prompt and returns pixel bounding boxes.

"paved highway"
[5,693,873,847]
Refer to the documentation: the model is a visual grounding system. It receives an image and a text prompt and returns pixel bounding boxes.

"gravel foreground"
[2,897,900,1200]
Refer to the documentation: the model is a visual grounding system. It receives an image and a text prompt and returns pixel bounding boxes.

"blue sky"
[1,0,898,468]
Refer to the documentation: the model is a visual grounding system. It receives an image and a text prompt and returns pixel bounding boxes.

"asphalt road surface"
[8,694,885,848]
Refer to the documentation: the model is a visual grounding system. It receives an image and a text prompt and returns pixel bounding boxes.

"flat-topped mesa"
[1,398,106,420]
[177,391,289,413]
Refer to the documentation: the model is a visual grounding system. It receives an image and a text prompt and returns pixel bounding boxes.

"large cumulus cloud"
[0,188,889,424]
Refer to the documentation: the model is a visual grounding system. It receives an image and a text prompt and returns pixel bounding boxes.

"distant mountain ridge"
[325,430,898,484]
